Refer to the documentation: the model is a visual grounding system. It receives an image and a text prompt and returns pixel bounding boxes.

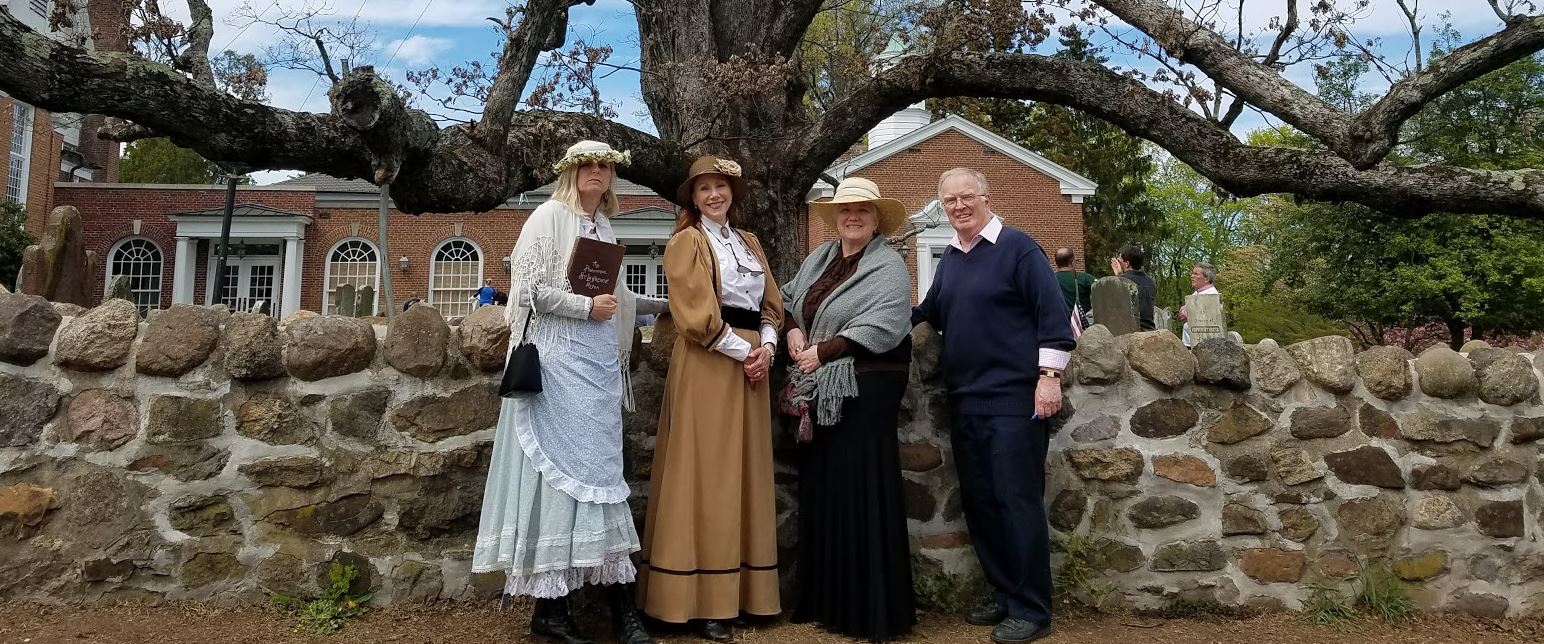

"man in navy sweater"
[913,168,1074,644]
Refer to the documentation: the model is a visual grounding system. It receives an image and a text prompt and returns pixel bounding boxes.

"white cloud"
[382,35,454,67]
[249,169,303,185]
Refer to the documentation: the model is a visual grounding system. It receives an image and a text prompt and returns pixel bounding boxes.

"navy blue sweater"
[912,225,1076,417]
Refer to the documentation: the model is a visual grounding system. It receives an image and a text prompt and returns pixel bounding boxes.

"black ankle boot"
[608,583,652,644]
[530,596,594,644]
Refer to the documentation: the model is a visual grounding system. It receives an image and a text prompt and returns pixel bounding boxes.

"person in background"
[472,279,498,307]
[1110,245,1157,331]
[912,167,1074,644]
[1180,262,1219,347]
[1053,248,1094,328]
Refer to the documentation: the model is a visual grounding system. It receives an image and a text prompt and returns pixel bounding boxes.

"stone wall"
[3,292,1543,618]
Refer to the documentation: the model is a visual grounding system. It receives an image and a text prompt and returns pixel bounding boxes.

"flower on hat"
[712,158,742,177]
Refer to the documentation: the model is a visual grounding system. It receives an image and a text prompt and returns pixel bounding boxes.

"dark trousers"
[951,414,1052,626]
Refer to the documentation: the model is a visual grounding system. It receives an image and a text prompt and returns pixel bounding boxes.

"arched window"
[107,238,163,315]
[429,239,482,317]
[324,239,379,314]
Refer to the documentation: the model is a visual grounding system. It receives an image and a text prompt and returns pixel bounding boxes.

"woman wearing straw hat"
[472,140,662,644]
[782,176,915,641]
[638,155,783,642]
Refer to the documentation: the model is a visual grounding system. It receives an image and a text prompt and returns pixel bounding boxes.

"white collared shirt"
[700,218,778,361]
[950,215,1004,253]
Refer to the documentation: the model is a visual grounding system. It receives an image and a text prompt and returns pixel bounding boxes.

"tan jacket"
[663,225,783,351]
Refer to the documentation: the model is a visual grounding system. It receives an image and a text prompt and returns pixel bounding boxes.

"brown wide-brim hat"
[809,177,908,236]
[677,155,748,207]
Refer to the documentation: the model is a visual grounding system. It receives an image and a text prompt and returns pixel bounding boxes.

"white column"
[172,237,195,304]
[281,237,304,317]
[915,243,933,302]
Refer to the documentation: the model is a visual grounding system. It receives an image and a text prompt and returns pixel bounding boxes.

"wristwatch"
[1039,368,1063,379]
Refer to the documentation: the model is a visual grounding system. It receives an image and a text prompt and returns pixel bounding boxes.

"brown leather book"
[567,236,626,297]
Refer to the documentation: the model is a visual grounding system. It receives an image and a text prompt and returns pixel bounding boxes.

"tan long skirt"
[638,328,781,623]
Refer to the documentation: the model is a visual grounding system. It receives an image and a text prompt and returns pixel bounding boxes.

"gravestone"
[356,286,375,317]
[108,275,132,302]
[1091,276,1140,336]
[18,206,96,307]
[337,284,357,317]
[1185,293,1227,345]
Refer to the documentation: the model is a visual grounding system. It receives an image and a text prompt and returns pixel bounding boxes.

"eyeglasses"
[941,194,985,208]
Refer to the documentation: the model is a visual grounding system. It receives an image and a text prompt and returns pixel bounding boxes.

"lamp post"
[212,173,248,308]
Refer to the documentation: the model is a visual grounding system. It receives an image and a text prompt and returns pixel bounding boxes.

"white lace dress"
[471,207,639,598]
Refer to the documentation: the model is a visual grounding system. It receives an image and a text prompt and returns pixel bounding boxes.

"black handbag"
[499,308,542,397]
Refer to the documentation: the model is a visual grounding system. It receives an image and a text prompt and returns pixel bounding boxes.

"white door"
[622,258,668,299]
[211,257,282,315]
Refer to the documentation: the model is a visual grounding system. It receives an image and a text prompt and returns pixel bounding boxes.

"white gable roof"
[822,114,1098,203]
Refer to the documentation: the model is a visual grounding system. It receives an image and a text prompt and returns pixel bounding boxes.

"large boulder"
[65,389,139,452]
[458,305,510,372]
[0,293,62,366]
[1206,405,1273,444]
[1129,399,1200,439]
[54,299,140,372]
[1323,446,1405,488]
[1469,348,1538,406]
[1284,335,1356,393]
[1246,344,1302,395]
[136,304,220,377]
[1122,331,1196,388]
[235,394,317,445]
[283,316,377,381]
[1193,338,1250,390]
[1072,325,1126,385]
[1415,346,1477,399]
[392,383,500,442]
[145,395,223,443]
[0,375,64,447]
[911,321,942,381]
[385,304,450,378]
[1355,346,1412,401]
[223,312,286,380]
[1289,405,1352,439]
[1128,496,1201,529]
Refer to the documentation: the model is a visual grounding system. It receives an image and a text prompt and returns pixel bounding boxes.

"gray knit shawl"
[783,235,911,425]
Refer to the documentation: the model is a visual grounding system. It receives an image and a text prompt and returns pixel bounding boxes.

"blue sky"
[163,1,1511,184]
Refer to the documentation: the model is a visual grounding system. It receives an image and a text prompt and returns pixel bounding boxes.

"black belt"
[721,306,761,330]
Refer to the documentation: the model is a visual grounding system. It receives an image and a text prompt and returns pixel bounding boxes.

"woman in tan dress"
[639,156,783,642]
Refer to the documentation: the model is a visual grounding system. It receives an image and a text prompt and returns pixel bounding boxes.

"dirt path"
[1,602,1541,644]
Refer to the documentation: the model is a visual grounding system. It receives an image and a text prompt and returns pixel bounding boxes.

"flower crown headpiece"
[553,148,632,173]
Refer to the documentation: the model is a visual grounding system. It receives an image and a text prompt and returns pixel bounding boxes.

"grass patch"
[1051,531,1116,612]
[1356,563,1414,624]
[271,563,372,634]
[1139,599,1256,621]
[1298,581,1357,626]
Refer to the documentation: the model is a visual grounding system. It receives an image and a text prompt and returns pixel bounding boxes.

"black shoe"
[990,618,1051,644]
[698,619,734,643]
[608,584,652,644]
[531,596,595,644]
[965,600,1008,626]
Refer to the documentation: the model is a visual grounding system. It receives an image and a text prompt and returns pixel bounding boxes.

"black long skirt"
[792,369,916,641]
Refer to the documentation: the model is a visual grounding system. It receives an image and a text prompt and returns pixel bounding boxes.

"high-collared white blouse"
[700,217,777,361]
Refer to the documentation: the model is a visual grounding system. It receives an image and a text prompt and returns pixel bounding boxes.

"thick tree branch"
[0,10,676,214]
[810,50,1544,219]
[1348,14,1544,167]
[478,0,591,150]
[175,0,217,89]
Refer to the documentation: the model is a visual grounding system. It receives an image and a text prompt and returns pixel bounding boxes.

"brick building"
[27,101,1092,318]
[2,0,123,224]
[807,107,1096,302]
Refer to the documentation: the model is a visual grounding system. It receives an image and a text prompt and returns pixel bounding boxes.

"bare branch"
[176,0,217,89]
[808,49,1544,219]
[478,0,592,149]
[1348,14,1544,167]
[1395,0,1423,72]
